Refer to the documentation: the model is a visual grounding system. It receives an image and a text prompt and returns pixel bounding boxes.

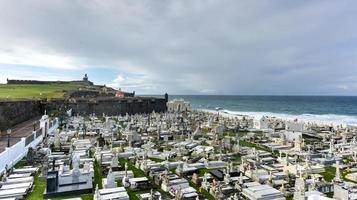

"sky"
[0,1,357,95]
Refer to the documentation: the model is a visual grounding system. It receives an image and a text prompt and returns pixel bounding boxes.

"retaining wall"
[0,100,42,130]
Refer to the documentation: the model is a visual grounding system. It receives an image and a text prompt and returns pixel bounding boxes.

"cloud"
[337,85,348,90]
[108,74,159,93]
[0,47,83,70]
[113,75,126,84]
[0,67,76,83]
[0,1,357,95]
[200,89,217,94]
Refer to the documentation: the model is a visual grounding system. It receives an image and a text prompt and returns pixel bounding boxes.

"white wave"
[215,109,357,127]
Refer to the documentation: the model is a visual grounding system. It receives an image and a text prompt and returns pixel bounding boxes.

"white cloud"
[200,89,217,94]
[0,47,83,70]
[108,74,159,94]
[0,68,76,83]
[0,76,7,84]
[113,75,126,83]
[337,85,348,90]
[0,1,357,95]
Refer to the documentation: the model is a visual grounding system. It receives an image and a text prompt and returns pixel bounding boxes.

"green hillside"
[0,84,82,100]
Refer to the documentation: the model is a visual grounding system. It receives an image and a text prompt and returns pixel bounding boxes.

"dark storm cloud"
[0,0,357,94]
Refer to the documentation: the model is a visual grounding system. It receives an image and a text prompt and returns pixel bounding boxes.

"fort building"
[6,74,94,86]
[0,75,167,130]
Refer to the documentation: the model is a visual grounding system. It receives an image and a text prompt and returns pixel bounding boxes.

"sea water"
[169,95,357,126]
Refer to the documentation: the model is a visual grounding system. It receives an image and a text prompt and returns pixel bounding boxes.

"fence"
[0,117,59,175]
[35,128,42,138]
[25,133,35,146]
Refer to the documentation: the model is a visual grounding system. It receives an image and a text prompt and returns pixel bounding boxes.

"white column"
[40,115,49,137]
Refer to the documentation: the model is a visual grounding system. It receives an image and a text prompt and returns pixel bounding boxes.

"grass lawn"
[0,84,81,100]
[148,157,165,163]
[326,192,334,198]
[224,130,237,137]
[126,188,141,200]
[342,169,357,184]
[320,166,336,182]
[14,158,28,168]
[202,127,211,134]
[34,159,103,200]
[118,158,146,177]
[51,194,93,200]
[94,159,104,189]
[320,166,357,184]
[26,165,97,200]
[199,168,210,176]
[239,140,268,151]
[118,158,173,199]
[239,140,258,148]
[26,175,46,200]
[24,151,103,200]
[188,180,215,200]
[233,154,242,162]
[31,158,102,200]
[286,196,293,200]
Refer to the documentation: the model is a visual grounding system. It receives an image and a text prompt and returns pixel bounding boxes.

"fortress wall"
[7,79,93,86]
[69,97,167,116]
[0,97,167,129]
[0,100,42,130]
[7,80,68,84]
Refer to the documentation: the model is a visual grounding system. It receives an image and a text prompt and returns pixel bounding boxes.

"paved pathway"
[0,117,40,153]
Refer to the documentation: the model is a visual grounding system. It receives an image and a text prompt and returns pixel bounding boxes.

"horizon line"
[139,94,357,97]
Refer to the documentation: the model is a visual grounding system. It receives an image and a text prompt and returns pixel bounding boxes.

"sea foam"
[216,109,357,127]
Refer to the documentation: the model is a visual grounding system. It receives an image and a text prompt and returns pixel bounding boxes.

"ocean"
[169,95,357,126]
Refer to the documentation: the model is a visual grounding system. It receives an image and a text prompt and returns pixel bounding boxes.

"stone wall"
[0,100,42,130]
[0,96,167,129]
[69,97,167,116]
[6,79,93,86]
[66,90,113,98]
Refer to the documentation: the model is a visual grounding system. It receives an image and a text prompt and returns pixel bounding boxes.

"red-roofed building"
[115,89,125,97]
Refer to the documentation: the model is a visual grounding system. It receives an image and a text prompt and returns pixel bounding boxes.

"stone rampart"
[0,96,167,129]
[0,100,42,130]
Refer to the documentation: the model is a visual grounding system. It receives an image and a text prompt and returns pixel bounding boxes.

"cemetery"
[0,99,356,199]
